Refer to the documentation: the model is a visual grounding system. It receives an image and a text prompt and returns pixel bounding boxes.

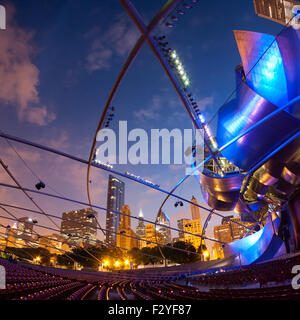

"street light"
[35,256,41,264]
[103,260,109,266]
[203,250,210,261]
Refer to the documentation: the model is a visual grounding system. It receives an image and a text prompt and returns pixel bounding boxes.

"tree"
[170,241,198,264]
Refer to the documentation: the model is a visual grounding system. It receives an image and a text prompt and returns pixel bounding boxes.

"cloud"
[0,4,55,126]
[134,95,162,121]
[197,96,214,111]
[85,14,139,72]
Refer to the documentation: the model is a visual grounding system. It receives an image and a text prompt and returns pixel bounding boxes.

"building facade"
[190,196,201,220]
[182,218,204,251]
[141,224,164,249]
[16,217,34,243]
[214,216,255,256]
[60,208,98,246]
[39,233,71,255]
[177,218,189,241]
[106,175,125,246]
[136,209,146,239]
[116,205,139,251]
[253,0,300,27]
[156,210,171,244]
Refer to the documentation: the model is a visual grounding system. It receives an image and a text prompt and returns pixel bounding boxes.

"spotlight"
[158,36,166,40]
[35,181,46,190]
[184,79,190,86]
[171,16,178,21]
[199,114,205,123]
[181,75,187,81]
[176,9,184,15]
[170,51,177,59]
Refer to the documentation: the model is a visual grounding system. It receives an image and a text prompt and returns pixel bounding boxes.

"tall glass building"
[60,208,98,246]
[106,175,125,246]
[156,210,171,244]
[136,209,146,239]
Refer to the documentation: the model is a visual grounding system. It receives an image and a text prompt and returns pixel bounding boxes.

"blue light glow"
[224,95,262,135]
[246,37,288,107]
[198,114,205,123]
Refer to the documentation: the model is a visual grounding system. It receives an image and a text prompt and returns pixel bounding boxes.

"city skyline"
[0,0,287,252]
[0,0,299,303]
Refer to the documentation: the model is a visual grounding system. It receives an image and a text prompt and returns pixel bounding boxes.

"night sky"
[0,0,283,252]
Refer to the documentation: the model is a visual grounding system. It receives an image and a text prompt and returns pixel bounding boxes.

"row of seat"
[1,254,300,300]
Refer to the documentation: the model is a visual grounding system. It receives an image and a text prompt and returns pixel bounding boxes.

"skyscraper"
[214,216,255,256]
[182,218,204,251]
[177,218,189,241]
[190,196,201,220]
[142,224,164,248]
[156,210,171,244]
[16,217,34,243]
[116,205,138,250]
[136,209,146,239]
[61,208,98,246]
[106,175,125,246]
[253,0,300,27]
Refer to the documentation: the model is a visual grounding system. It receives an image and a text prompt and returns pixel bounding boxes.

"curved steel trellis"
[86,0,182,237]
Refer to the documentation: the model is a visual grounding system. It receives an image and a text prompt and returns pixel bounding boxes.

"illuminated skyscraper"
[214,216,255,256]
[136,209,146,239]
[116,205,138,250]
[190,196,201,220]
[177,218,189,241]
[61,208,98,246]
[106,175,125,246]
[182,218,204,251]
[142,224,164,248]
[253,0,300,27]
[16,217,34,243]
[156,210,171,244]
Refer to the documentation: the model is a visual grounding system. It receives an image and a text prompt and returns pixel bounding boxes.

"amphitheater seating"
[0,254,299,300]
